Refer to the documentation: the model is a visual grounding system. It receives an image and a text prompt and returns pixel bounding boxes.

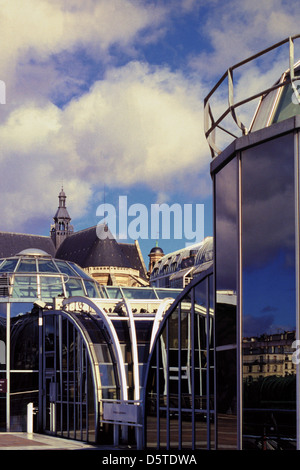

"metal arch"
[122,298,140,401]
[149,297,174,354]
[62,296,128,401]
[48,309,101,432]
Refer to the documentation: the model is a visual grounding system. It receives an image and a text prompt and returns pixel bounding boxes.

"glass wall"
[214,157,238,449]
[144,269,214,450]
[241,133,296,449]
[0,304,6,430]
[42,310,119,444]
[10,302,39,431]
[213,129,297,450]
[0,301,40,431]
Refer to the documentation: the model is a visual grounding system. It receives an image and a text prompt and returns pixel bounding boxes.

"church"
[0,188,148,287]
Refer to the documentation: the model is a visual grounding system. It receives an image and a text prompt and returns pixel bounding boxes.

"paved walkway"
[0,432,112,450]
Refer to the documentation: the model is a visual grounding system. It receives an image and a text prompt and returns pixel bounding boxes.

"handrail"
[204,35,300,158]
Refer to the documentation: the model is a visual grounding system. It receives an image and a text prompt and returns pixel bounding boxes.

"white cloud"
[189,0,300,78]
[4,0,300,236]
[0,0,169,112]
[194,0,300,154]
[1,0,167,66]
[0,60,210,231]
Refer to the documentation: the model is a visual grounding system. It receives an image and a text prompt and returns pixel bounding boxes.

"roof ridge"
[0,231,51,239]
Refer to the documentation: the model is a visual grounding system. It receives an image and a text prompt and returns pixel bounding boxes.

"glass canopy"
[0,249,101,301]
[0,249,182,303]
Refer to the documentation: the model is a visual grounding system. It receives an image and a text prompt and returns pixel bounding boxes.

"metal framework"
[62,296,174,398]
[143,266,214,450]
[204,35,300,158]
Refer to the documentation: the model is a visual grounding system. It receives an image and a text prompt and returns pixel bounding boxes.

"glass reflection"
[0,259,18,273]
[215,157,238,449]
[16,259,37,272]
[241,133,296,449]
[40,276,64,299]
[0,304,6,431]
[10,302,39,431]
[65,278,85,297]
[12,276,38,298]
[145,275,213,450]
[272,73,300,125]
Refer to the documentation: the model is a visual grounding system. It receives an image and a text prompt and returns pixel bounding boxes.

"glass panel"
[40,276,64,299]
[67,262,91,279]
[0,304,6,373]
[155,289,182,299]
[12,276,38,298]
[38,259,59,273]
[54,260,78,276]
[251,87,279,132]
[105,287,122,299]
[0,303,6,430]
[0,259,18,273]
[9,302,39,431]
[10,302,34,318]
[272,77,300,124]
[65,278,86,297]
[214,156,238,449]
[16,259,37,272]
[11,310,39,370]
[121,288,156,299]
[241,133,296,450]
[145,285,214,450]
[83,280,100,298]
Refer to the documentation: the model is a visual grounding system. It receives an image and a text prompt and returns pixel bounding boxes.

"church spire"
[50,187,74,249]
[58,186,66,208]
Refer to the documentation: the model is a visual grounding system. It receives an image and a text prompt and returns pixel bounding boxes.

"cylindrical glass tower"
[206,35,300,450]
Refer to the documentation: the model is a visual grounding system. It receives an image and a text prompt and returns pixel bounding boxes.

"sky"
[2,0,300,263]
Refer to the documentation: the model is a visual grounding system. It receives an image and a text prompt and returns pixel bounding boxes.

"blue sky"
[1,0,300,263]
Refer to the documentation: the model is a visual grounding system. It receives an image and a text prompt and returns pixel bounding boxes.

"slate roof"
[0,225,148,280]
[0,232,56,258]
[55,224,148,279]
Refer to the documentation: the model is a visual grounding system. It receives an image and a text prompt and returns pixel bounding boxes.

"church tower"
[50,187,74,249]
[148,243,164,275]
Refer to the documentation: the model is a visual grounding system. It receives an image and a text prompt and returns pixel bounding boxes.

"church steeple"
[50,187,74,249]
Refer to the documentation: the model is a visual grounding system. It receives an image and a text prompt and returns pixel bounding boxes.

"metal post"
[113,423,119,447]
[27,403,34,434]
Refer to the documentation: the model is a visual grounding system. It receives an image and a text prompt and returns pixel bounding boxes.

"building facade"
[149,237,213,288]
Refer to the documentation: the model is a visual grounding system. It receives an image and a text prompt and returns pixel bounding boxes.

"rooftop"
[204,34,300,158]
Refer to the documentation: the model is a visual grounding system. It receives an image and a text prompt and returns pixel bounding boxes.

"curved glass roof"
[0,250,102,301]
[0,249,182,303]
[62,293,180,401]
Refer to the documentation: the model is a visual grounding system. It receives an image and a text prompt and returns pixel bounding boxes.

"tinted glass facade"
[241,133,296,449]
[212,124,298,450]
[214,157,238,449]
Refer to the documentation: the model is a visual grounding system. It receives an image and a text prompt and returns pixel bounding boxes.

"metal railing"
[204,35,300,158]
